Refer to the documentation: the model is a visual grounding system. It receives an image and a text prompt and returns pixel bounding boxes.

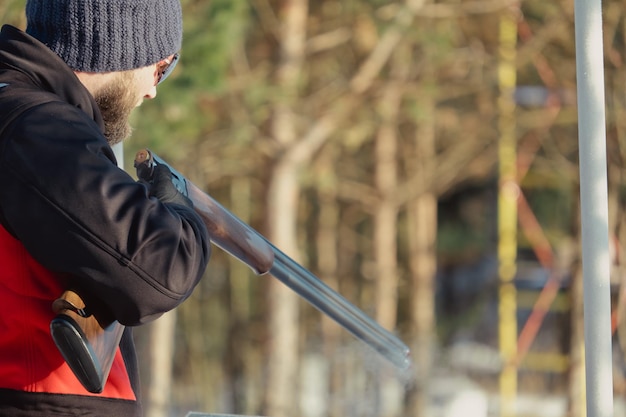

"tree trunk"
[225,177,256,414]
[568,264,585,417]
[373,120,399,331]
[372,47,406,417]
[266,163,302,417]
[144,311,177,417]
[265,2,308,416]
[566,189,585,417]
[315,145,340,417]
[405,90,438,417]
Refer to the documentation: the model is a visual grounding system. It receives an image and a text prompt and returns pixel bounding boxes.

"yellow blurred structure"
[497,6,519,417]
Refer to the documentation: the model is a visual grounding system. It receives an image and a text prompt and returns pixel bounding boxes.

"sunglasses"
[156,53,179,85]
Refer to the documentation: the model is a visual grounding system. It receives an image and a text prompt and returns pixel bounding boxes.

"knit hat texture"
[25,0,182,72]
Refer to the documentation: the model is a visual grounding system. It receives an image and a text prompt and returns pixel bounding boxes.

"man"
[0,0,211,416]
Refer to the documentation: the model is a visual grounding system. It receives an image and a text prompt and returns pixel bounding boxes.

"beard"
[93,71,139,146]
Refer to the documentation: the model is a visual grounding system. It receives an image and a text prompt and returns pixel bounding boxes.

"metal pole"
[574,0,614,416]
[112,143,124,167]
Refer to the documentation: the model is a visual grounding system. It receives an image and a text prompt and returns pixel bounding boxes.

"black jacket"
[0,25,211,416]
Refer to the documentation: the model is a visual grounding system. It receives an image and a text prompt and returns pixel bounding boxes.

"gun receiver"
[51,149,412,393]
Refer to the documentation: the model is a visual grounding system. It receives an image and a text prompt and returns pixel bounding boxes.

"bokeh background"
[3,0,626,416]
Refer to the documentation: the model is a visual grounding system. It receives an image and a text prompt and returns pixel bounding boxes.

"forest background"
[2,0,626,416]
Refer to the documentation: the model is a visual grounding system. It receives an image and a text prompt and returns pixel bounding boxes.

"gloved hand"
[147,164,193,208]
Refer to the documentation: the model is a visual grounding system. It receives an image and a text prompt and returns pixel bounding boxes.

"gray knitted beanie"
[25,0,183,72]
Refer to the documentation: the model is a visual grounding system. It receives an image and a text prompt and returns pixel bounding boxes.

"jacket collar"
[0,25,104,130]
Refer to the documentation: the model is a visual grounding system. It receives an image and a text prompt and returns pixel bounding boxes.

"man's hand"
[147,164,193,208]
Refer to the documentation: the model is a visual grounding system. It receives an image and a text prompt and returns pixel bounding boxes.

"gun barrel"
[269,246,411,370]
[186,181,275,275]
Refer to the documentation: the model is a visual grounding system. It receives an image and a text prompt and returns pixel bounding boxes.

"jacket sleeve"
[0,102,211,326]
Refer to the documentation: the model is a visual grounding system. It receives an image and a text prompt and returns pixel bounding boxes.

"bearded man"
[0,1,211,416]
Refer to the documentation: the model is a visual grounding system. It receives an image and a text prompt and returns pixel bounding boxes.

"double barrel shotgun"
[50,149,412,393]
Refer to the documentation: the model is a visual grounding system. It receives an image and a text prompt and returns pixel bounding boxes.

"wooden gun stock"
[52,148,411,393]
[50,290,123,393]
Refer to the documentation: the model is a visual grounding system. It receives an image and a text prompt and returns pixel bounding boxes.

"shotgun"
[51,149,412,393]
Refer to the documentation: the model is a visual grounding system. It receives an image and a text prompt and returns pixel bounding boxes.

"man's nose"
[145,86,157,100]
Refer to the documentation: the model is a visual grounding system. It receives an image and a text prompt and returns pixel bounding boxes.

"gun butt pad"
[50,314,105,393]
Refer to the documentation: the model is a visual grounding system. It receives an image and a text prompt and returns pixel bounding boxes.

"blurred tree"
[0,0,26,27]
